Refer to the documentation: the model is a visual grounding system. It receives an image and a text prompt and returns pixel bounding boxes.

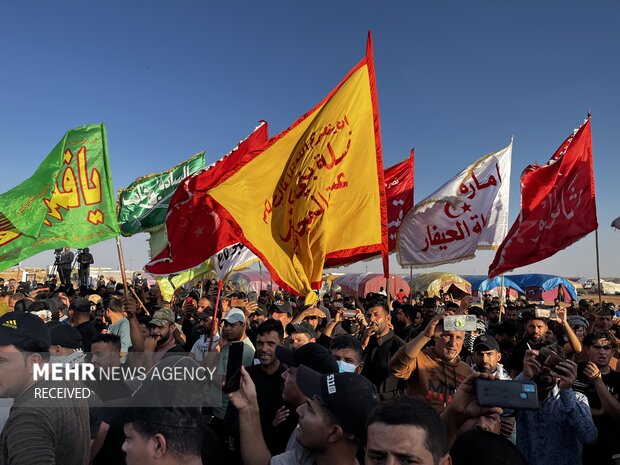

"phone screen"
[224,341,244,393]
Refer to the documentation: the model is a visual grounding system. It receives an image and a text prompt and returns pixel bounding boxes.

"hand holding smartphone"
[224,341,244,393]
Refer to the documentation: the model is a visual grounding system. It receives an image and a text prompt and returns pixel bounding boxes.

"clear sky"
[1,1,618,279]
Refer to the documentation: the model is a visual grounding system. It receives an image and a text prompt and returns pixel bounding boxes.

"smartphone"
[443,315,478,332]
[224,341,244,393]
[475,379,539,410]
[231,297,249,308]
[534,308,551,319]
[535,347,563,371]
[342,310,357,319]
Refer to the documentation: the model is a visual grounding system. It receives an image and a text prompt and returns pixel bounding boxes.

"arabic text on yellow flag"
[209,34,387,297]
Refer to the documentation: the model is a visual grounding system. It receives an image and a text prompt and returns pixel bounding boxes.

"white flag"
[211,243,259,282]
[398,141,512,267]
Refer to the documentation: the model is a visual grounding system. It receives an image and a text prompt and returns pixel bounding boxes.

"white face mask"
[337,360,358,373]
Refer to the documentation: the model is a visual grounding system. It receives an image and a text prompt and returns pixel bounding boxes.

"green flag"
[0,124,119,272]
[117,152,205,237]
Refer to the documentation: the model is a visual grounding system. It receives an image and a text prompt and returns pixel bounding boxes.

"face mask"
[337,360,358,373]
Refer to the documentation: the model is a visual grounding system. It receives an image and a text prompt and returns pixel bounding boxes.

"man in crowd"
[472,334,511,380]
[390,312,472,413]
[145,308,185,364]
[365,396,451,465]
[269,300,293,333]
[244,320,292,454]
[105,296,133,356]
[229,342,339,465]
[69,297,98,352]
[509,313,556,378]
[77,247,94,288]
[0,312,90,464]
[395,304,422,342]
[189,307,219,361]
[513,348,597,465]
[58,247,74,286]
[213,308,255,422]
[360,300,405,399]
[285,321,317,349]
[573,331,620,465]
[330,334,364,374]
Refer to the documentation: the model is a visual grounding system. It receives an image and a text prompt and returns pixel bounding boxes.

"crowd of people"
[0,273,618,465]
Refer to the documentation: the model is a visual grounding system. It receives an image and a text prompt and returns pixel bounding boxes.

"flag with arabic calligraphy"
[146,122,269,274]
[0,124,120,272]
[398,141,512,267]
[324,150,413,267]
[149,33,389,298]
[212,243,259,282]
[117,152,205,237]
[489,118,597,278]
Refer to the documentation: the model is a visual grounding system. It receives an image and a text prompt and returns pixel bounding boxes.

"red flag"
[385,150,414,252]
[488,118,597,278]
[146,123,268,274]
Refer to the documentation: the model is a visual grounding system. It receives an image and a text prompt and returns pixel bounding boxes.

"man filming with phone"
[513,346,596,465]
[390,310,472,413]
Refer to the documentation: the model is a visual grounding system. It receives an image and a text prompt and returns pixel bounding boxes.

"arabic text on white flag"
[398,141,512,267]
[211,243,259,282]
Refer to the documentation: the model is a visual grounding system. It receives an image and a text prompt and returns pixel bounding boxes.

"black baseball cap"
[50,325,83,349]
[286,321,317,340]
[0,312,51,348]
[296,365,379,440]
[423,298,437,307]
[275,343,338,374]
[270,300,292,316]
[252,304,268,317]
[473,334,500,352]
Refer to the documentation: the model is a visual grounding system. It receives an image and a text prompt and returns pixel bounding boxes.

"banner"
[385,151,415,252]
[398,141,512,267]
[146,122,269,274]
[211,243,259,282]
[156,260,213,302]
[117,152,205,236]
[0,124,119,272]
[489,118,597,277]
[149,33,389,300]
[205,33,387,297]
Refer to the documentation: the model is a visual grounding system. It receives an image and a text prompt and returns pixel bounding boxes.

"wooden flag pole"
[409,266,414,301]
[116,237,130,297]
[129,286,150,315]
[595,229,602,308]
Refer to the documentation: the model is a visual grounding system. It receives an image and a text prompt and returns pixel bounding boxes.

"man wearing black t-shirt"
[573,331,620,465]
[245,320,294,455]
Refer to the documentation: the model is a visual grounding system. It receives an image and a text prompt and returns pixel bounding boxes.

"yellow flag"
[209,33,388,296]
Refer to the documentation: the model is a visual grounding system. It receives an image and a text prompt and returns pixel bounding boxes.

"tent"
[597,280,620,295]
[507,274,577,302]
[228,270,280,294]
[461,275,525,299]
[409,272,471,299]
[332,273,410,297]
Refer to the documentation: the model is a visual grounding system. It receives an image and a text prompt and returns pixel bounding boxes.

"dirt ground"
[578,293,620,307]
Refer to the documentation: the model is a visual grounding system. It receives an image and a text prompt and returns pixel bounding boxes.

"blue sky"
[1,1,618,278]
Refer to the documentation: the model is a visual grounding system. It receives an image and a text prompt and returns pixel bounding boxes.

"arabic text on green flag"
[117,152,205,236]
[0,124,120,272]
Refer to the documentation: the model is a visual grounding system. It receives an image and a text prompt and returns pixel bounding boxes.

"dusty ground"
[578,293,620,306]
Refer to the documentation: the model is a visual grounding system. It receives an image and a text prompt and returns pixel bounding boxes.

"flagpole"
[409,266,413,301]
[259,262,264,291]
[208,280,224,352]
[500,273,505,322]
[115,237,129,297]
[595,230,602,308]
